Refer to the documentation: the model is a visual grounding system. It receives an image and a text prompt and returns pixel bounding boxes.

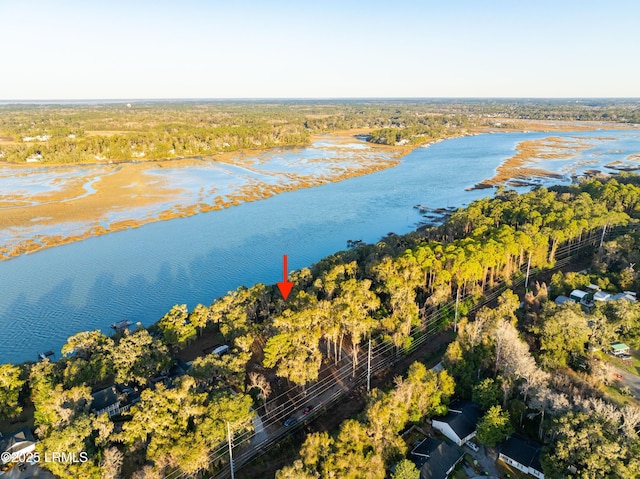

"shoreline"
[1,122,636,260]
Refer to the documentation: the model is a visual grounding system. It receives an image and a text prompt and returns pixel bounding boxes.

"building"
[431,400,482,446]
[0,427,37,464]
[410,437,464,479]
[498,434,545,479]
[589,285,636,303]
[610,291,637,303]
[609,342,630,357]
[554,295,573,306]
[569,289,594,305]
[90,385,140,418]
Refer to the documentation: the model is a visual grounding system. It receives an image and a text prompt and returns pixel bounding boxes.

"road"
[611,364,640,399]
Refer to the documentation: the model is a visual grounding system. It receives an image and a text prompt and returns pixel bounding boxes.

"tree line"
[2,99,638,164]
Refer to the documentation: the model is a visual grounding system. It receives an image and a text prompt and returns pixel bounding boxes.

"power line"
[159,224,633,479]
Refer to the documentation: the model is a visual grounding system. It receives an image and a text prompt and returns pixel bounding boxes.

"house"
[609,342,630,357]
[569,289,593,305]
[0,427,37,464]
[431,400,482,446]
[593,291,611,302]
[554,295,573,306]
[410,437,464,479]
[498,434,545,479]
[587,285,635,303]
[90,385,140,418]
[610,291,637,303]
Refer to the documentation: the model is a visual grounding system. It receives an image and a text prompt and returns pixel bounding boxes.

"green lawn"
[596,349,640,376]
[603,384,640,408]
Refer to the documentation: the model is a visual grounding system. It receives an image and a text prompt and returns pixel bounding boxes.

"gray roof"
[554,295,574,305]
[434,400,482,440]
[411,437,442,460]
[611,292,637,302]
[0,427,36,455]
[410,438,464,479]
[90,384,140,413]
[90,385,120,412]
[500,434,543,473]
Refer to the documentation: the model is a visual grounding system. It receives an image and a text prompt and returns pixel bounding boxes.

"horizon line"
[1,96,640,105]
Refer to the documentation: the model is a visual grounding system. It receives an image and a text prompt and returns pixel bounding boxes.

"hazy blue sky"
[1,0,638,99]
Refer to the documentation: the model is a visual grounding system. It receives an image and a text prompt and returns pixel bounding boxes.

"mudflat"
[0,133,404,259]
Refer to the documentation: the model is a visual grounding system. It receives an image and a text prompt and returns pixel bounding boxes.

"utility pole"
[367,337,372,392]
[599,224,607,249]
[227,421,235,479]
[524,250,532,291]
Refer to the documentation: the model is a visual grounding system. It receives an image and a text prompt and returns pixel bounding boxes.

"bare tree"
[101,447,124,479]
[248,372,272,413]
[131,466,162,479]
[621,405,640,438]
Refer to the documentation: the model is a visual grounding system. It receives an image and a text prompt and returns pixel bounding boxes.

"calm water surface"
[1,130,639,363]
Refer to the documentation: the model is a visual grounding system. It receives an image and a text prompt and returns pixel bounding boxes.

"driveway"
[462,443,500,478]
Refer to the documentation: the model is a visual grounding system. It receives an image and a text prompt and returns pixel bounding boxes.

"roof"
[593,291,611,302]
[433,400,482,440]
[0,427,36,455]
[500,434,543,473]
[411,439,464,479]
[554,295,574,305]
[610,342,630,351]
[411,437,442,459]
[610,292,637,302]
[90,386,120,412]
[90,385,140,414]
[570,289,589,299]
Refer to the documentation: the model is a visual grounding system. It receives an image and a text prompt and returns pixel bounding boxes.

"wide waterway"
[1,130,640,363]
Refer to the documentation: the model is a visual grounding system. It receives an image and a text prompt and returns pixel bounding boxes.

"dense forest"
[1,174,640,478]
[0,99,638,163]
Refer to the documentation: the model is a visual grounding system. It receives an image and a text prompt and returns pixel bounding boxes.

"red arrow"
[276,254,294,300]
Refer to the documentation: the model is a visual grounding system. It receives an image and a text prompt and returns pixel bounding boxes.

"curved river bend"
[1,130,639,363]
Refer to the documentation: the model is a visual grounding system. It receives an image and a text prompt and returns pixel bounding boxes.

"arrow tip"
[277,281,294,300]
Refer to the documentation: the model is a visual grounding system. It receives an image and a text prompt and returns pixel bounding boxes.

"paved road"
[612,364,640,399]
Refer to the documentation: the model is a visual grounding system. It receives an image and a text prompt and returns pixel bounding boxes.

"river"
[1,130,639,363]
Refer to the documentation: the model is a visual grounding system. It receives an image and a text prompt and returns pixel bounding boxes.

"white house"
[498,434,544,479]
[431,400,482,446]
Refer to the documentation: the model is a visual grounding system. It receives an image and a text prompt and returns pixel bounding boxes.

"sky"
[0,0,639,99]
